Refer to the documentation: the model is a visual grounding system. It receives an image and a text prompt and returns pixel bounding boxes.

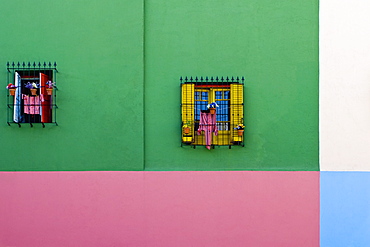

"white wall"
[320,0,370,170]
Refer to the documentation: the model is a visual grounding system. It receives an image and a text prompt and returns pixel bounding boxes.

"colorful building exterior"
[0,0,368,246]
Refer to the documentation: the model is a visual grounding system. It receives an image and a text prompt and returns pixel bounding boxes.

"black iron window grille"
[180,76,244,149]
[6,62,58,127]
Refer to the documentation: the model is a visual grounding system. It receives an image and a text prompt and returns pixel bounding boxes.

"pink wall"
[0,171,319,247]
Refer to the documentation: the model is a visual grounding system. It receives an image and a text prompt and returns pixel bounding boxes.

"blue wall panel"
[321,172,370,247]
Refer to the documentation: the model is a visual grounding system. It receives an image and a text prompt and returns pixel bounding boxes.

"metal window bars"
[180,76,244,149]
[6,62,58,127]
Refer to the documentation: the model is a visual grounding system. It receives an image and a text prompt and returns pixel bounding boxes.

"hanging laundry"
[197,111,218,150]
[22,94,44,115]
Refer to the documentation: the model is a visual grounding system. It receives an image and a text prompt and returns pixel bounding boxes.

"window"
[6,62,58,127]
[195,89,230,131]
[181,76,244,148]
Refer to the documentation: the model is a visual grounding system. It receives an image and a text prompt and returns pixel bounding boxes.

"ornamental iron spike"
[242,76,245,82]
[48,62,52,67]
[22,62,25,67]
[27,62,31,67]
[236,76,239,81]
[54,62,57,67]
[211,77,214,82]
[205,76,208,82]
[17,62,20,67]
[221,76,224,82]
[43,62,47,67]
[33,62,36,67]
[200,76,203,81]
[190,76,193,82]
[231,76,234,81]
[226,76,229,82]
[180,76,183,82]
[185,76,188,82]
[195,77,198,82]
[38,62,41,67]
[6,62,9,67]
[12,62,15,67]
[215,76,219,82]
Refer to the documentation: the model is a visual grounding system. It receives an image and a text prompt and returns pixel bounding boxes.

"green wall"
[0,0,318,171]
[144,0,319,170]
[0,1,144,171]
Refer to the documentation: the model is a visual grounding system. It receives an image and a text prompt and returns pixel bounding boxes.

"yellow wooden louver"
[230,83,244,143]
[181,83,194,143]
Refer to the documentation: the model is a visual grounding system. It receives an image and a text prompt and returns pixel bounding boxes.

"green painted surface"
[0,0,318,171]
[144,0,319,170]
[0,1,144,171]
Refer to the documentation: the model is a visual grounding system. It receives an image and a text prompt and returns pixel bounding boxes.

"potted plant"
[207,102,219,114]
[234,124,245,136]
[46,81,56,95]
[25,82,39,96]
[6,83,17,96]
[183,120,192,134]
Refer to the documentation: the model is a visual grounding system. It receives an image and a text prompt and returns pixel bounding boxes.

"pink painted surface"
[0,172,319,247]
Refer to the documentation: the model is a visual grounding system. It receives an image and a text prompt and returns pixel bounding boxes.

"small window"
[181,76,244,149]
[6,62,58,127]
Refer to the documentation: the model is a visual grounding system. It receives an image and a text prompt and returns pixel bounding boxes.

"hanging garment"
[197,111,218,150]
[13,72,21,123]
[22,94,44,115]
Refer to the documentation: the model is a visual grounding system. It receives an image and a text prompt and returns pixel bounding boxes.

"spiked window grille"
[180,76,244,149]
[6,62,58,127]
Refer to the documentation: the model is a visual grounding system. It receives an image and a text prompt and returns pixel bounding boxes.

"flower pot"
[209,108,216,114]
[46,88,53,95]
[184,127,190,134]
[237,129,244,136]
[9,88,16,96]
[30,88,37,96]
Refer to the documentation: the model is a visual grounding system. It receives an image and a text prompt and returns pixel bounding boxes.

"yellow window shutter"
[230,84,244,142]
[181,83,194,143]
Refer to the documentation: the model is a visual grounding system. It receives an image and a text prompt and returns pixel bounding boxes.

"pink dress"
[197,111,218,150]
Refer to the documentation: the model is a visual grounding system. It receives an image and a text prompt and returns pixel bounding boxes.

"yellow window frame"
[181,82,244,147]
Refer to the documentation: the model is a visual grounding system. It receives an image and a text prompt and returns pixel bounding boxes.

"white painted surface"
[320,0,370,170]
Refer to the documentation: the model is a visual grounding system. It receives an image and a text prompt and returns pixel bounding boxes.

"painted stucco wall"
[0,171,319,247]
[321,172,370,247]
[144,0,319,171]
[0,1,322,246]
[0,1,144,171]
[320,0,370,171]
[0,0,319,171]
[320,1,370,245]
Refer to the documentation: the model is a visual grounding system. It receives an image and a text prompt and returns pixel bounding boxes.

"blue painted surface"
[321,172,370,247]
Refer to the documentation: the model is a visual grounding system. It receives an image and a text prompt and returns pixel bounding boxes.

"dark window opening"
[6,62,58,127]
